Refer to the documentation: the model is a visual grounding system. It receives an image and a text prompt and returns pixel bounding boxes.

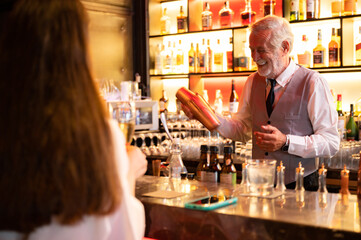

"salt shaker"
[295,162,305,191]
[318,163,328,193]
[275,161,286,192]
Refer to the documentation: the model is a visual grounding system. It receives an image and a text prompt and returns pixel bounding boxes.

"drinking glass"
[246,159,276,196]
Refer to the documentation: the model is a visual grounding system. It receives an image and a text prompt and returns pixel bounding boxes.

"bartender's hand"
[126,145,147,179]
[181,103,194,119]
[254,125,287,152]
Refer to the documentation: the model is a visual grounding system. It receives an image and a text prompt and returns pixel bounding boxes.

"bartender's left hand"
[254,125,287,152]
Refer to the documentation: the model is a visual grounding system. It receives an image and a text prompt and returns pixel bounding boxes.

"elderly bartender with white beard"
[183,15,340,191]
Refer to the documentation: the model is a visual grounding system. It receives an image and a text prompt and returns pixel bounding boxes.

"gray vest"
[250,66,316,184]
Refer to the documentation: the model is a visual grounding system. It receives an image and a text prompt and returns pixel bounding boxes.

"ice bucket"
[246,159,276,196]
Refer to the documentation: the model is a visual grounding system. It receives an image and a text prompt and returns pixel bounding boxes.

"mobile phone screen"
[188,195,230,205]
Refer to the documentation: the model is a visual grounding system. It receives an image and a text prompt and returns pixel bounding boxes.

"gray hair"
[250,15,294,53]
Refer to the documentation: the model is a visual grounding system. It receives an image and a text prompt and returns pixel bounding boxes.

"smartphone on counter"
[184,195,238,211]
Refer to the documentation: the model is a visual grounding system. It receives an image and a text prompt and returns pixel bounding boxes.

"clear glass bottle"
[214,89,223,114]
[263,0,276,16]
[297,34,311,68]
[329,28,340,67]
[202,2,213,31]
[161,42,173,74]
[355,26,361,66]
[177,6,187,33]
[229,79,239,114]
[313,29,326,68]
[275,161,286,192]
[290,0,300,21]
[220,146,237,185]
[160,8,171,35]
[241,0,256,26]
[219,1,234,28]
[213,39,224,72]
[168,138,187,179]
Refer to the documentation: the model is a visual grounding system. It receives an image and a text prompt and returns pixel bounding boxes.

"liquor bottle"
[357,151,361,200]
[297,35,311,68]
[226,37,233,72]
[202,2,213,31]
[263,0,276,16]
[206,39,213,72]
[229,79,239,114]
[214,89,223,114]
[177,6,187,33]
[299,0,307,20]
[340,165,350,195]
[220,146,237,185]
[169,138,187,179]
[160,8,171,35]
[356,26,361,66]
[306,0,320,19]
[199,39,207,73]
[344,0,357,16]
[235,40,250,71]
[161,42,172,74]
[195,43,200,73]
[197,145,209,181]
[290,0,300,21]
[275,161,286,192]
[241,0,256,26]
[219,1,234,28]
[188,43,195,73]
[346,104,358,141]
[154,43,162,75]
[313,29,326,68]
[206,146,222,182]
[336,94,345,136]
[159,90,168,114]
[213,39,224,72]
[175,40,185,73]
[329,28,340,67]
[331,0,342,17]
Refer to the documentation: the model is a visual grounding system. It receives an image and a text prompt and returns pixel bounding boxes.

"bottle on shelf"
[290,0,300,21]
[171,42,177,73]
[336,94,345,139]
[161,42,173,74]
[263,0,276,16]
[197,145,209,181]
[206,146,222,182]
[206,39,213,73]
[202,2,213,31]
[199,39,207,73]
[213,39,224,72]
[195,43,201,73]
[214,89,223,114]
[297,34,311,68]
[241,0,256,26]
[226,37,233,72]
[168,138,188,180]
[331,0,342,17]
[159,90,168,114]
[306,0,320,19]
[160,8,171,35]
[235,40,251,71]
[313,29,326,68]
[328,28,340,67]
[175,40,185,73]
[188,43,195,73]
[299,0,307,20]
[219,1,234,28]
[356,26,361,66]
[229,79,239,114]
[154,43,162,75]
[220,146,237,185]
[346,104,358,141]
[343,0,357,16]
[177,6,187,33]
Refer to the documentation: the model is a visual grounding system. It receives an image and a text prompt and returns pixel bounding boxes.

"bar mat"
[237,190,284,199]
[142,190,186,199]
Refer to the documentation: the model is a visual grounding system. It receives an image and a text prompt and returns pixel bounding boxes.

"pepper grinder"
[275,161,286,192]
[295,162,305,191]
[318,163,328,193]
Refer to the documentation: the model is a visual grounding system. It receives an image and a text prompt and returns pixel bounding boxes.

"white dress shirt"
[217,59,340,158]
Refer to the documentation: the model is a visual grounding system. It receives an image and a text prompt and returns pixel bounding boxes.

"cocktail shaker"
[176,87,220,131]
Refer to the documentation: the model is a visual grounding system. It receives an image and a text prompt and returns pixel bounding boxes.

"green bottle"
[346,104,358,141]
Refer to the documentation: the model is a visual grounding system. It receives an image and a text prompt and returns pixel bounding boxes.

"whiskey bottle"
[188,43,195,73]
[331,0,342,17]
[229,79,239,114]
[159,90,168,114]
[241,0,256,26]
[235,40,250,71]
[206,146,222,182]
[197,145,209,181]
[175,40,185,73]
[313,29,326,68]
[356,26,361,66]
[219,1,234,28]
[177,6,187,33]
[306,0,320,19]
[220,146,237,185]
[160,8,171,35]
[202,2,213,31]
[346,104,358,141]
[344,0,357,16]
[226,37,233,72]
[328,28,340,67]
[213,39,224,72]
[290,0,300,21]
[263,0,276,16]
[161,42,173,74]
[297,34,311,68]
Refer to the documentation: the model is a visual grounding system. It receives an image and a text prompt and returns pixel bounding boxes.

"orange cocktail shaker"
[176,87,220,131]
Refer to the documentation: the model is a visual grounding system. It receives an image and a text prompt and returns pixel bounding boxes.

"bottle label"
[205,171,218,182]
[214,53,223,65]
[229,102,239,113]
[220,14,232,27]
[307,0,314,12]
[189,55,194,67]
[236,56,249,68]
[202,16,212,29]
[176,54,184,66]
[220,173,237,185]
[313,50,324,64]
[290,0,299,11]
[177,18,186,31]
[329,47,339,63]
[199,53,206,69]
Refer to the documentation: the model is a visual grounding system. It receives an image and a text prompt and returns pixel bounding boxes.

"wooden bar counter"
[136,176,361,240]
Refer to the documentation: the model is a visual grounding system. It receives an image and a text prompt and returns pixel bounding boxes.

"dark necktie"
[266,79,276,117]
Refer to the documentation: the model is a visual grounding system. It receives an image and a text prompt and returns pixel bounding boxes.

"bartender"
[183,15,339,191]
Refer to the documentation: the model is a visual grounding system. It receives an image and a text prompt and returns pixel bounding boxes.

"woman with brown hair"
[0,0,147,239]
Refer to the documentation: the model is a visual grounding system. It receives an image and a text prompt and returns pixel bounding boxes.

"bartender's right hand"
[126,145,147,179]
[181,103,194,119]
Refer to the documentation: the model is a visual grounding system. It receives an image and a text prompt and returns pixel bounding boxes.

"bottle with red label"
[219,1,234,28]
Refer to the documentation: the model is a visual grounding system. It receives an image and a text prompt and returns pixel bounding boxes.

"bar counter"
[136,176,361,240]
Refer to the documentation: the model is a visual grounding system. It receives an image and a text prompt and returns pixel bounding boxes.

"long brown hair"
[0,0,120,234]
